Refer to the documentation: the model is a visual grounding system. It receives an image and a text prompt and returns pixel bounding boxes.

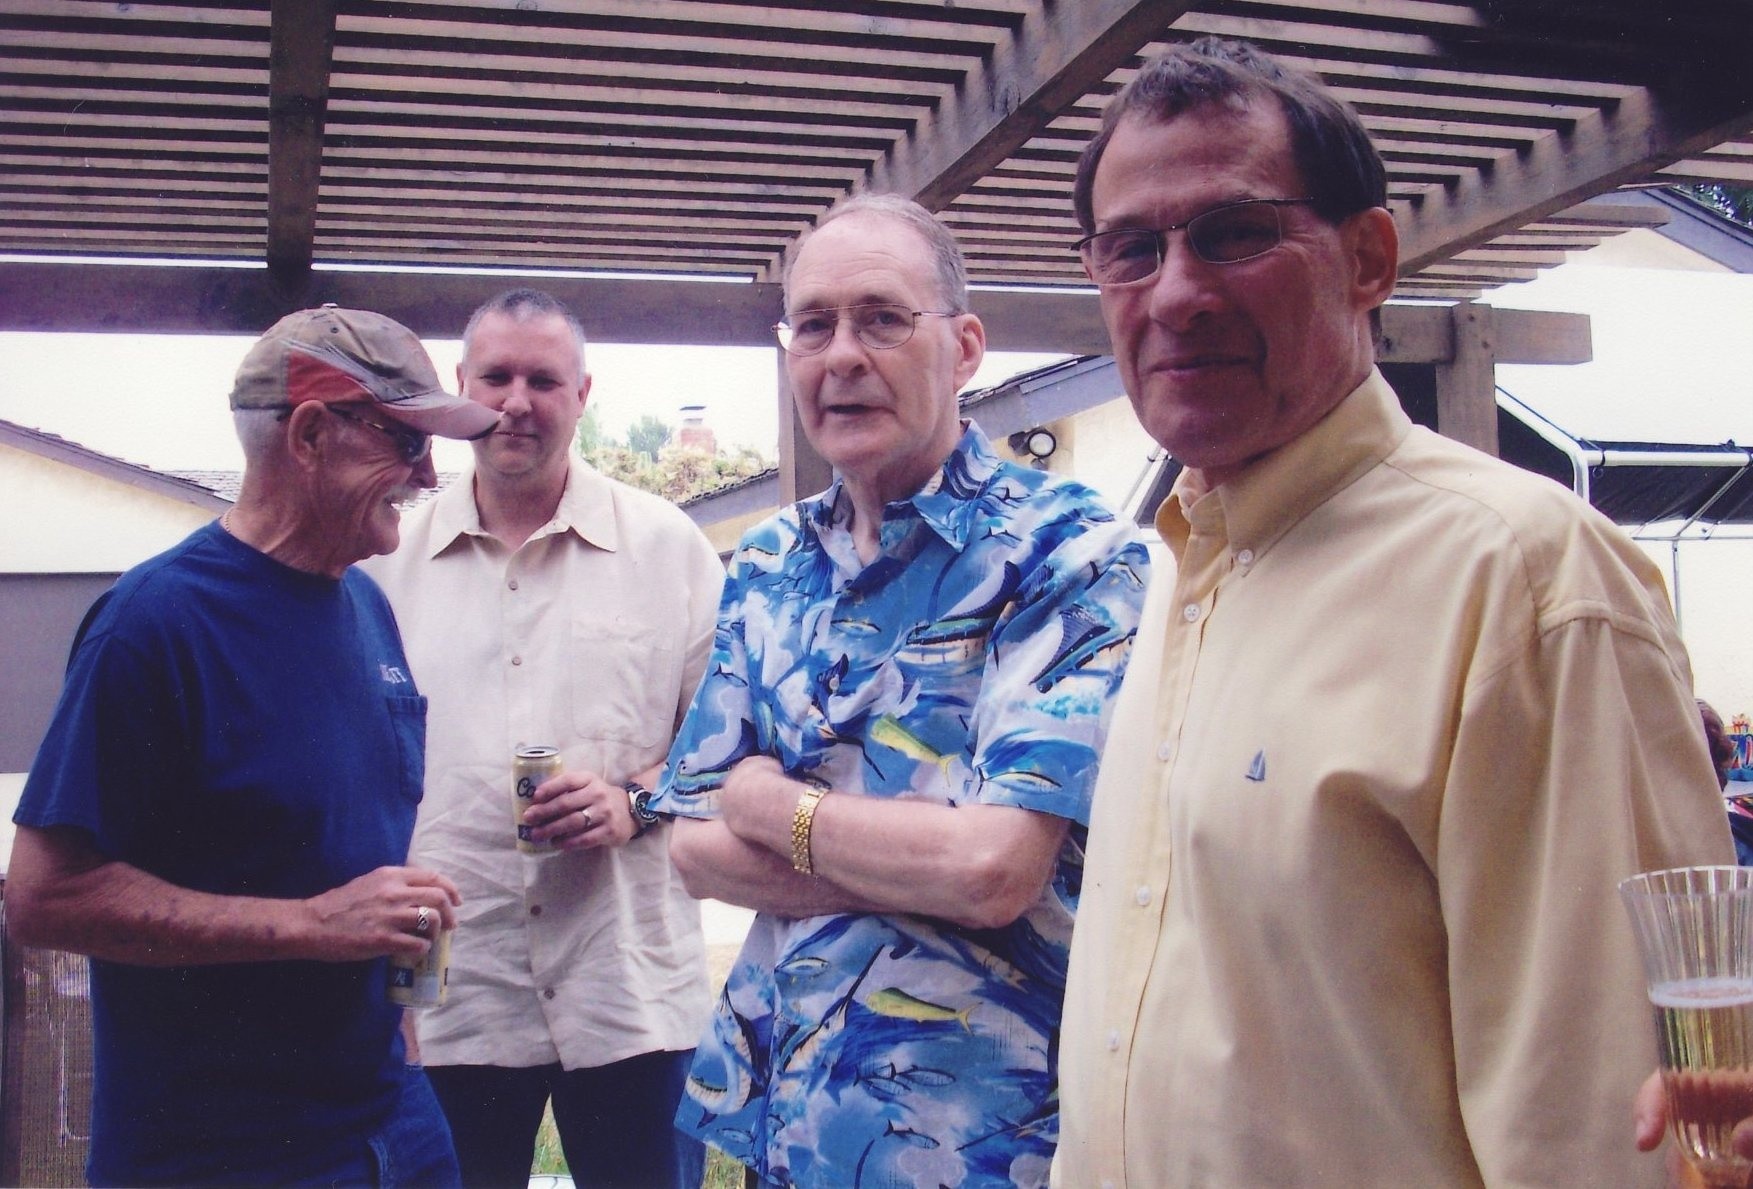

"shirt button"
[1157,740,1173,762]
[1107,1029,1121,1052]
[1236,548,1255,566]
[529,904,542,917]
[1182,602,1200,622]
[1135,886,1152,907]
[511,656,523,666]
[542,987,556,1000]
[508,578,519,591]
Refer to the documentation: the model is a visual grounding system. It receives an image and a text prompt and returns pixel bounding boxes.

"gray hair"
[232,407,285,461]
[1072,36,1387,234]
[788,194,970,313]
[461,289,588,367]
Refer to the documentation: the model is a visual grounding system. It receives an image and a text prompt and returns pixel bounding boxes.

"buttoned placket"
[498,529,566,1012]
[1096,501,1233,1184]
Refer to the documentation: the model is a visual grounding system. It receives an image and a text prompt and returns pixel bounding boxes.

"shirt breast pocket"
[385,693,429,803]
[569,620,679,750]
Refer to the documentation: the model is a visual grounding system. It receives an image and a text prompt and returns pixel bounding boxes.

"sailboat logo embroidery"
[1245,750,1267,782]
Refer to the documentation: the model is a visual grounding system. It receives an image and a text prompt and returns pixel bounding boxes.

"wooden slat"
[320,102,900,153]
[0,0,1746,354]
[338,12,990,84]
[1396,80,1753,274]
[6,1,270,29]
[1658,161,1753,184]
[1180,5,1660,81]
[327,43,957,109]
[328,74,921,129]
[362,0,1018,53]
[321,149,856,187]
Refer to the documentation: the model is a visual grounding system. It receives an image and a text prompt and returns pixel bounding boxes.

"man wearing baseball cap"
[8,306,495,1186]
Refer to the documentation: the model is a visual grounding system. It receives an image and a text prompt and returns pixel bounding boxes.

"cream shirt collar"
[1156,367,1412,561]
[424,454,621,558]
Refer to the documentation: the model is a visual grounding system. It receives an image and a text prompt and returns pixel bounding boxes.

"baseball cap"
[230,304,499,440]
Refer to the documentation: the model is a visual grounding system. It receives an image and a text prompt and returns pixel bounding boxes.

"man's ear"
[951,312,987,392]
[1348,206,1400,312]
[283,402,330,471]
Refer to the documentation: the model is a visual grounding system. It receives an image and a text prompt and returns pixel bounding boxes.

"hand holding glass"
[1621,866,1753,1187]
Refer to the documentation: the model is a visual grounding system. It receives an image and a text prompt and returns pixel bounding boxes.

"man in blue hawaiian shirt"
[652,194,1149,1188]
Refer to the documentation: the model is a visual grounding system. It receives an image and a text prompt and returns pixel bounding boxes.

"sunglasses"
[321,405,432,464]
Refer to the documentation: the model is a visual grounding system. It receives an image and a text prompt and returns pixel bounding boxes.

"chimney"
[677,404,717,455]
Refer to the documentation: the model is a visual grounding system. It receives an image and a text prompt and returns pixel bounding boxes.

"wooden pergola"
[3,0,1751,496]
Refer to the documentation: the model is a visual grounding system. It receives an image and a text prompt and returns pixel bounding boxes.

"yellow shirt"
[362,457,723,1069]
[1057,370,1733,1187]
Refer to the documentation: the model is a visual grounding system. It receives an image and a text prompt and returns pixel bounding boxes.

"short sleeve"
[967,511,1149,824]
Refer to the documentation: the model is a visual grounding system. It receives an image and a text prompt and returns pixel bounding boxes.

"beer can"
[513,745,564,854]
[387,927,452,1009]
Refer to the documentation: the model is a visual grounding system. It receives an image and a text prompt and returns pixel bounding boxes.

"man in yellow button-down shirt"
[1055,35,1733,1187]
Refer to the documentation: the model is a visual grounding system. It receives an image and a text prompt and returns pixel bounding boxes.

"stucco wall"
[0,573,117,773]
[0,443,218,574]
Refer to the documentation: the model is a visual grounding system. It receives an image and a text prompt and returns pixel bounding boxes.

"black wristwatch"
[624,781,662,837]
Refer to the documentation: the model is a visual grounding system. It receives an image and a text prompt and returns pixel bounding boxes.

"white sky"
[1481,258,1753,445]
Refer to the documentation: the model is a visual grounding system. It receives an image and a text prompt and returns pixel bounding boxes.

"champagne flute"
[1621,866,1753,1187]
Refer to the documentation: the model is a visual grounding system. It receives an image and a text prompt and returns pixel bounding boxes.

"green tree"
[586,440,772,504]
[590,443,659,491]
[626,414,672,462]
[573,405,604,456]
[1676,183,1753,226]
[655,443,771,503]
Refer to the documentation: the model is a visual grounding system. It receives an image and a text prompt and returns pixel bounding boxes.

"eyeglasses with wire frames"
[273,402,432,464]
[774,303,960,357]
[1075,197,1317,287]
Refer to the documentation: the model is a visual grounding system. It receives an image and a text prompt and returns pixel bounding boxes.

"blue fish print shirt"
[654,423,1149,1188]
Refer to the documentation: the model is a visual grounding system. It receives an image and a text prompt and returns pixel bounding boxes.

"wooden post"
[1435,302,1501,456]
[775,350,833,504]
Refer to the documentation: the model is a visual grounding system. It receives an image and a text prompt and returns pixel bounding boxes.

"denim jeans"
[291,1065,461,1188]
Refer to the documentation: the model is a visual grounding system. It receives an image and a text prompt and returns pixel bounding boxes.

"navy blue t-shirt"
[15,522,427,1186]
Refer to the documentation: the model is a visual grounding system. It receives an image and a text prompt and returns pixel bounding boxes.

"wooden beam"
[1396,75,1753,274]
[857,1,1194,224]
[0,264,1594,369]
[265,0,335,291]
[1376,304,1591,366]
[0,262,784,343]
[970,288,1114,355]
[1493,307,1592,366]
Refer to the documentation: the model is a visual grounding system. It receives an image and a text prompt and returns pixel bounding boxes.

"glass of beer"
[1621,865,1753,1187]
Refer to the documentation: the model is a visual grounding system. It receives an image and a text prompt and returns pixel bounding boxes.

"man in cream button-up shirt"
[365,289,723,1188]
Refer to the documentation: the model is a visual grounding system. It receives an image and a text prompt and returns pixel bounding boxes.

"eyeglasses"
[774,303,959,356]
[1075,197,1318,286]
[323,405,432,464]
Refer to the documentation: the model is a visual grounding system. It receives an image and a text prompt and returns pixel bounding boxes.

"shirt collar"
[803,420,1001,553]
[425,454,620,558]
[1156,368,1411,560]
